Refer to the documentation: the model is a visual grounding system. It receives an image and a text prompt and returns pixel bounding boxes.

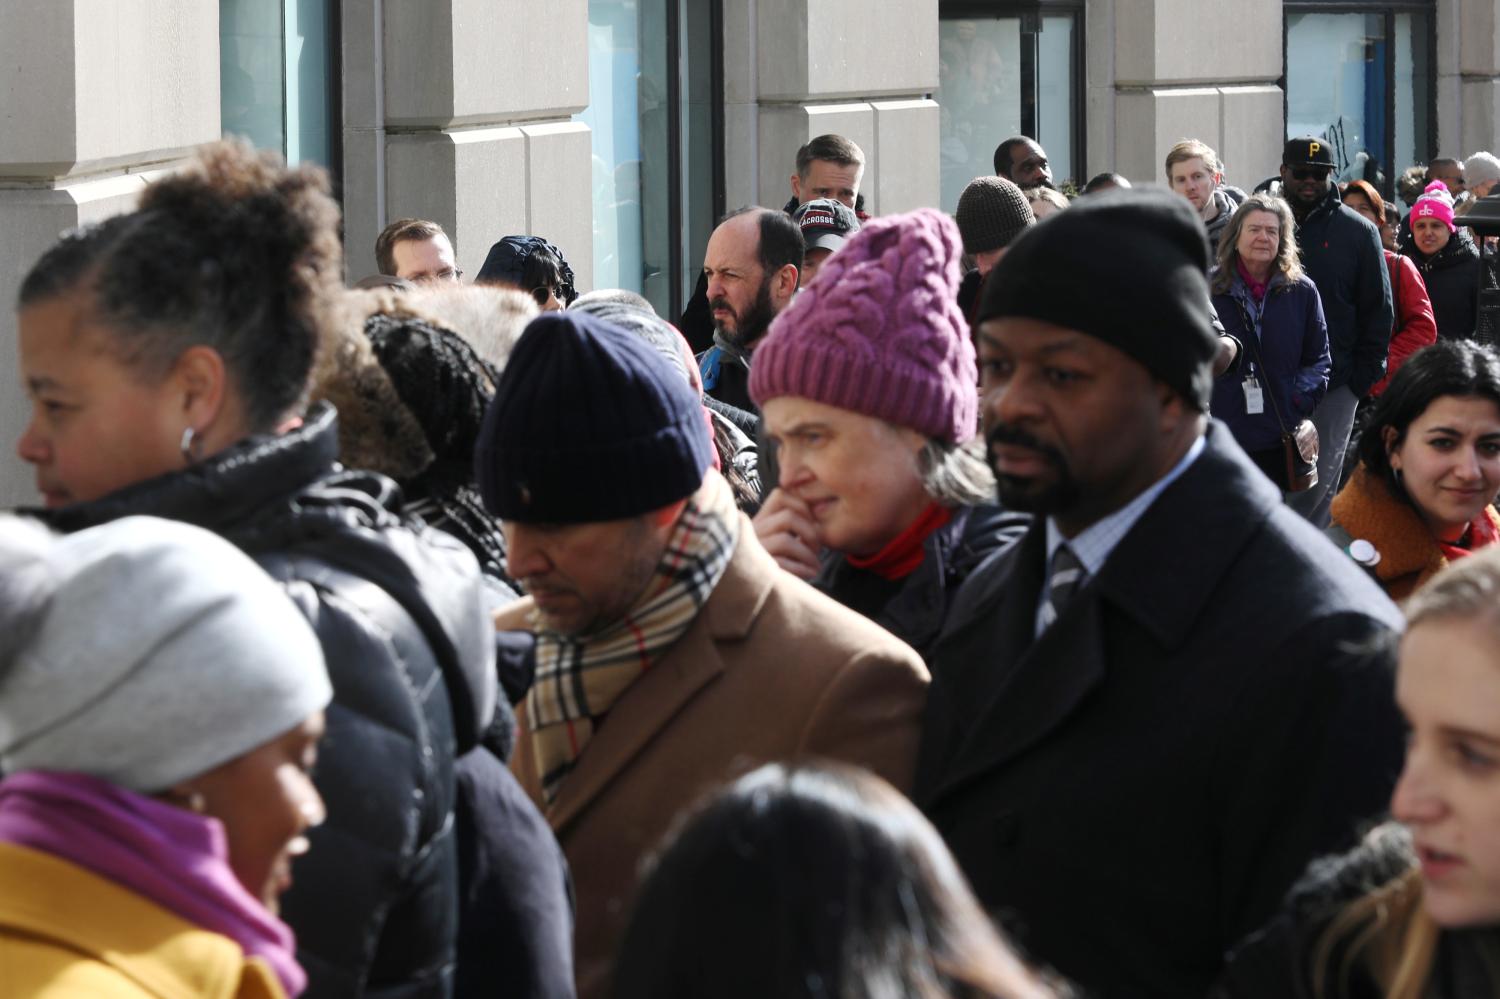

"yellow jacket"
[0,842,285,998]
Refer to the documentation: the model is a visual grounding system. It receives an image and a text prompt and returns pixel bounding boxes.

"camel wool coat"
[511,525,930,999]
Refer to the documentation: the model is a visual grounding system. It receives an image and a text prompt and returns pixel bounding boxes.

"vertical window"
[581,0,722,317]
[937,2,1083,211]
[220,1,340,179]
[1285,3,1434,208]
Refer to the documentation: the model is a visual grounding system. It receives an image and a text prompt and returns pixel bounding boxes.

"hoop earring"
[180,426,198,465]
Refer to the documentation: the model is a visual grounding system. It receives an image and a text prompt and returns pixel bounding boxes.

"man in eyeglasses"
[375,217,464,285]
[1278,136,1394,527]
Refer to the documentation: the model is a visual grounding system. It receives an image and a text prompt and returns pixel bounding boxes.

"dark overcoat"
[913,423,1405,998]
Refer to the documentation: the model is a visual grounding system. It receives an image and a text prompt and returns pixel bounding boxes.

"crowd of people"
[4,123,1500,999]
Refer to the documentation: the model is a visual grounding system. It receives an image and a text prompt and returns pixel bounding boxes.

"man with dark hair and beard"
[697,207,804,426]
[912,188,1406,998]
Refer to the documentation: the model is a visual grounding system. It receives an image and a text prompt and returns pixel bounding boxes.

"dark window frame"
[938,0,1087,186]
[1282,0,1437,204]
[659,0,726,317]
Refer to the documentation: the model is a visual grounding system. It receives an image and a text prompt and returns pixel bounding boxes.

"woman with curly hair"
[11,140,523,997]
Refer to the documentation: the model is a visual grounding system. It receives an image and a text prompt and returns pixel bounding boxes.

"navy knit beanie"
[978,187,1218,411]
[475,312,714,523]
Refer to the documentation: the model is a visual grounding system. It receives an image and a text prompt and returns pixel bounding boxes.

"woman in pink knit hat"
[749,208,1029,661]
[1402,180,1488,342]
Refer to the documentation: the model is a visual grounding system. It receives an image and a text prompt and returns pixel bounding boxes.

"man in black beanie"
[475,311,927,999]
[913,188,1405,997]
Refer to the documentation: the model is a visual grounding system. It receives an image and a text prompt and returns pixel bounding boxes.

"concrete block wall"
[1442,0,1500,157]
[1088,0,1283,192]
[0,0,220,507]
[341,0,593,288]
[723,0,941,216]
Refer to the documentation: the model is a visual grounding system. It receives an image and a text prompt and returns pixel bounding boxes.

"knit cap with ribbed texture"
[955,176,1035,254]
[1411,179,1457,232]
[979,187,1217,412]
[748,208,977,444]
[475,311,714,523]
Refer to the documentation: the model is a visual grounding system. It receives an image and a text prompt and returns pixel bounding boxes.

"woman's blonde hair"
[1313,551,1500,997]
[1210,194,1304,295]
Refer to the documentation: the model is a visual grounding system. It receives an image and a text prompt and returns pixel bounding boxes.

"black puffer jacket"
[36,404,496,999]
[1213,822,1500,998]
[814,504,1029,662]
[1402,226,1487,342]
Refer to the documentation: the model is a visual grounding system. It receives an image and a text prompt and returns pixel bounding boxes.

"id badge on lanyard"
[1243,369,1265,415]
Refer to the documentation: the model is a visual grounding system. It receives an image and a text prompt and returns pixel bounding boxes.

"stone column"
[1439,0,1500,156]
[0,0,220,507]
[341,0,593,288]
[722,0,941,215]
[1088,0,1284,192]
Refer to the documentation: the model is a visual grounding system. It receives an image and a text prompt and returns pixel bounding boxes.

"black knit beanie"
[977,188,1218,411]
[475,312,714,523]
[955,176,1035,254]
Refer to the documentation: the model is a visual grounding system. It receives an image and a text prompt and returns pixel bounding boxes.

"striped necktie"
[1039,543,1087,632]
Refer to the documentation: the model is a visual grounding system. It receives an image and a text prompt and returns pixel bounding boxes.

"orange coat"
[0,842,284,998]
[511,526,930,999]
[1329,466,1500,601]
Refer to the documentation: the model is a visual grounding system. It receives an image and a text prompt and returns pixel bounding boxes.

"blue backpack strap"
[699,346,723,391]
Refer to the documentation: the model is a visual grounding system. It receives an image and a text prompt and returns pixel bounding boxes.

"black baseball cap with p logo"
[1282,136,1336,169]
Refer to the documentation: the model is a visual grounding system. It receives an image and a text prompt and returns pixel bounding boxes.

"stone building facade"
[1,0,1497,505]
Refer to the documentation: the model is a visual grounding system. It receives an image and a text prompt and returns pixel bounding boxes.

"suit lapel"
[934,591,1107,804]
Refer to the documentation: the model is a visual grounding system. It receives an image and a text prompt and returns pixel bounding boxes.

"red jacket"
[1369,251,1437,397]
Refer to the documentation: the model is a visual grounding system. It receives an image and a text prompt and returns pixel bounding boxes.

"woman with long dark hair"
[613,763,1066,999]
[1328,339,1500,599]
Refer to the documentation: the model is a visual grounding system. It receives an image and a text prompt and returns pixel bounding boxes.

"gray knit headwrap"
[0,515,331,792]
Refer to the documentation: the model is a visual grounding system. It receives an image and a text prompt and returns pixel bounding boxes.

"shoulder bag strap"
[1235,297,1294,435]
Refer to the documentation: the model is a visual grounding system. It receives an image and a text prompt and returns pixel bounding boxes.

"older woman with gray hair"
[1210,193,1332,492]
[749,208,1028,661]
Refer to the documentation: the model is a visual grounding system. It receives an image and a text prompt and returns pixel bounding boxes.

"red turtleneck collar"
[845,503,953,581]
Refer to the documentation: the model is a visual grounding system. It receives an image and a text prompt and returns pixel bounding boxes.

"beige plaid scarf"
[526,471,740,804]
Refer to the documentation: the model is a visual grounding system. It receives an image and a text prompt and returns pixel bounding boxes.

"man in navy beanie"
[475,311,928,999]
[913,189,1404,997]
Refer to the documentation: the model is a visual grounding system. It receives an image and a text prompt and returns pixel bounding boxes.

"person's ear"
[170,345,231,436]
[1383,425,1401,467]
[790,173,804,202]
[773,264,800,305]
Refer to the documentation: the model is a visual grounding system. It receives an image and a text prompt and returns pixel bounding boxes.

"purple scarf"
[1236,258,1271,303]
[0,771,305,996]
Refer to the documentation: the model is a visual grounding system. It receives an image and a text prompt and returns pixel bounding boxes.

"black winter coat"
[1294,186,1395,396]
[1213,822,1500,998]
[1402,226,1486,342]
[913,423,1405,998]
[37,404,497,999]
[814,504,1029,662]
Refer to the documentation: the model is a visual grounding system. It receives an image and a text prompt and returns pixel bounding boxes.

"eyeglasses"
[412,268,463,284]
[1288,167,1333,182]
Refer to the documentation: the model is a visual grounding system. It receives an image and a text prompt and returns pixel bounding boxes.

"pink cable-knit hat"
[748,208,978,444]
[1410,180,1456,232]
